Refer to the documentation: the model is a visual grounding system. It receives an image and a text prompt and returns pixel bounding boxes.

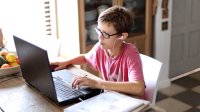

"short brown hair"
[98,5,134,33]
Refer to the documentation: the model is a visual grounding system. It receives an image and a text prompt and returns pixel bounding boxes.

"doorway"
[170,0,200,78]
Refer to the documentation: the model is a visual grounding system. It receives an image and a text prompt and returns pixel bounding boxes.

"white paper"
[65,91,149,112]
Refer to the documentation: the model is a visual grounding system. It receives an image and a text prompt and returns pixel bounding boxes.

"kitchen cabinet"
[77,0,153,74]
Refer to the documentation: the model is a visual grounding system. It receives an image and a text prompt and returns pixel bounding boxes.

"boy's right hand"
[50,65,58,72]
[50,61,70,71]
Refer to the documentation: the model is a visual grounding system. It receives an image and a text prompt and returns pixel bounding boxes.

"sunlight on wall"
[0,0,46,51]
[0,0,80,59]
[56,0,80,58]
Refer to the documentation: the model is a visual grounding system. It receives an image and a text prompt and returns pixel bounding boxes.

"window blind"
[44,0,52,36]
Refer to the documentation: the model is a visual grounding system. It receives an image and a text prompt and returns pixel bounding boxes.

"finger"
[72,77,88,89]
[74,75,82,79]
[71,78,77,88]
[71,75,81,84]
[71,77,83,88]
[54,66,62,70]
[71,74,86,82]
[77,81,88,89]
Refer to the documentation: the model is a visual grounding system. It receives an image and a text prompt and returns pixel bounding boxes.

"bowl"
[0,65,21,76]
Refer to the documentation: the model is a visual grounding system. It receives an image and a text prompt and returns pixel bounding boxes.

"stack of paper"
[64,91,150,112]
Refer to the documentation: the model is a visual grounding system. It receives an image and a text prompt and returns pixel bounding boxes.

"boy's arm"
[96,80,145,98]
[51,54,87,71]
[72,76,145,98]
[67,54,87,65]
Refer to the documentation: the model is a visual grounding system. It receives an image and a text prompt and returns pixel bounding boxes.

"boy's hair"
[98,5,134,34]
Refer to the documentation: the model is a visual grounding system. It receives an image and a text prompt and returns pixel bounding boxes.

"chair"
[140,54,162,105]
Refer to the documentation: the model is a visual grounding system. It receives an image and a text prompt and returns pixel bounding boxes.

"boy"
[51,6,145,98]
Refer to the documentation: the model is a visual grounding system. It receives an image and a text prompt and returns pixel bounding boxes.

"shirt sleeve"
[127,49,144,81]
[84,42,100,71]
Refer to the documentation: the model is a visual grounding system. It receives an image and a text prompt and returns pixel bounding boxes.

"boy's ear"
[120,36,124,40]
[120,33,128,40]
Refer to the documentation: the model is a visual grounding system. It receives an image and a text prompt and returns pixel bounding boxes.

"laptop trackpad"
[52,69,75,84]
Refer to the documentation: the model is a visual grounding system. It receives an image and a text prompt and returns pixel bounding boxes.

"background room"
[1,0,200,111]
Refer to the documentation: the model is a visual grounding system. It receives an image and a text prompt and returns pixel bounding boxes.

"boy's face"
[96,22,121,50]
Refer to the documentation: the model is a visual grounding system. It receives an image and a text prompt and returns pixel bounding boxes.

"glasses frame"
[95,27,121,39]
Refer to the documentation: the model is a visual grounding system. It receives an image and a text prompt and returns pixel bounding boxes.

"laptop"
[13,35,102,106]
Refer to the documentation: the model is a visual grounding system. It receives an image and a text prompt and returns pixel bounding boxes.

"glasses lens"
[95,28,101,35]
[95,27,110,39]
[102,32,109,39]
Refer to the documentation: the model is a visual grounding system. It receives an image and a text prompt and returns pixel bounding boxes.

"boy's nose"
[97,34,104,40]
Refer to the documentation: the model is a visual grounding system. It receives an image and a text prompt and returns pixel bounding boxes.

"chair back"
[140,54,162,105]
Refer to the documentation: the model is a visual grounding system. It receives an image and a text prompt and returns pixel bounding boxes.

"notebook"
[13,35,102,106]
[65,91,149,112]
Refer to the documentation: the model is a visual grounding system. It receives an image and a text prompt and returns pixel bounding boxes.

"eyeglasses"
[95,27,121,39]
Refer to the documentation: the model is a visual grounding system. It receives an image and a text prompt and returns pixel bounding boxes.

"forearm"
[97,80,145,97]
[67,54,86,65]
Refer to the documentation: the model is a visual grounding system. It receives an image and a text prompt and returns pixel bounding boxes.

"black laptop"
[13,35,102,106]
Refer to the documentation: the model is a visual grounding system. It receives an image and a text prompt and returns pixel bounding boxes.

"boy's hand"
[50,61,70,71]
[50,65,58,72]
[71,75,99,89]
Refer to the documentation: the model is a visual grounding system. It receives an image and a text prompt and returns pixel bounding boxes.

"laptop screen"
[13,35,58,102]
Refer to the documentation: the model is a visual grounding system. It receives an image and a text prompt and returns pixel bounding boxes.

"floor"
[155,71,200,112]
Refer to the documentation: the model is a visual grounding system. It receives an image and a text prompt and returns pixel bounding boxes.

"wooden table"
[0,66,104,112]
[0,66,166,112]
[0,74,64,112]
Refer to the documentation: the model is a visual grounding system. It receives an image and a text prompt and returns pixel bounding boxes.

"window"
[0,0,57,51]
[0,0,80,58]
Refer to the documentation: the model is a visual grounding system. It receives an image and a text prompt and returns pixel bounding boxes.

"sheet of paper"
[64,91,149,112]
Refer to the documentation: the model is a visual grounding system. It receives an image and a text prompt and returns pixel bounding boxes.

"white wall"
[0,1,60,59]
[154,0,172,89]
[0,0,46,51]
[56,0,80,58]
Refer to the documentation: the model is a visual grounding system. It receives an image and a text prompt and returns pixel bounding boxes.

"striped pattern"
[44,0,52,36]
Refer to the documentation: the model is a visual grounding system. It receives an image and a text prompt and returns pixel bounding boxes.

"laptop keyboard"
[53,77,83,100]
